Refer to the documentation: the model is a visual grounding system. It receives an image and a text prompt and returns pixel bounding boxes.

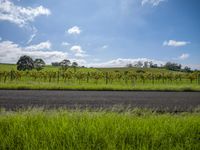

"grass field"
[0,63,183,73]
[0,108,199,150]
[0,81,200,91]
[0,63,200,91]
[0,63,96,72]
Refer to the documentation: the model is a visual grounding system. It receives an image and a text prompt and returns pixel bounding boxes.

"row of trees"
[164,62,192,72]
[17,55,194,73]
[126,61,159,68]
[126,61,192,72]
[17,55,45,71]
[16,55,79,72]
[52,60,78,71]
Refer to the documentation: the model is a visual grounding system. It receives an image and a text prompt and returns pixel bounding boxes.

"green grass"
[0,63,182,75]
[0,82,200,91]
[0,109,199,150]
[0,63,17,71]
[97,67,177,73]
[0,63,180,73]
[0,63,97,72]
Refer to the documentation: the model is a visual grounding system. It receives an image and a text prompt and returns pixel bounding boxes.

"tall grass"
[0,82,200,91]
[0,109,199,150]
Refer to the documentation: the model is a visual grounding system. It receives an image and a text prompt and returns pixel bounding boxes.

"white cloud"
[0,37,2,41]
[70,45,85,53]
[27,33,36,44]
[67,26,81,35]
[88,58,164,68]
[70,58,87,66]
[26,27,37,44]
[70,45,88,58]
[0,40,68,64]
[0,0,51,27]
[0,41,194,69]
[178,53,189,60]
[25,41,51,51]
[102,45,108,49]
[141,0,166,6]
[74,53,88,58]
[163,40,190,47]
[62,42,70,46]
[186,64,200,70]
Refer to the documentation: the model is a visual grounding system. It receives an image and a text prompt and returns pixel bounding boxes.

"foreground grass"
[0,82,200,91]
[0,109,200,150]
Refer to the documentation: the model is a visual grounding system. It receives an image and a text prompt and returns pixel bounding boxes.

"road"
[0,90,200,111]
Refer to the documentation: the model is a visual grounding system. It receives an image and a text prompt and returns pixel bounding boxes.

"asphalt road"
[0,90,200,111]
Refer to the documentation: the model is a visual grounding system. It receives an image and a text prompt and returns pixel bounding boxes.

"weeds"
[0,109,199,150]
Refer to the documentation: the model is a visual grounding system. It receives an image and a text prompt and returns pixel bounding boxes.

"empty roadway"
[0,90,200,111]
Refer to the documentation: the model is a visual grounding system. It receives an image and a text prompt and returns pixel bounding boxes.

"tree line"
[16,55,79,72]
[16,55,196,73]
[126,61,193,72]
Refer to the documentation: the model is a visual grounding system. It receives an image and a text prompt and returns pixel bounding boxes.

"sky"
[0,0,200,69]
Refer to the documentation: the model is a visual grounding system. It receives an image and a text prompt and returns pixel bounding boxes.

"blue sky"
[0,0,200,68]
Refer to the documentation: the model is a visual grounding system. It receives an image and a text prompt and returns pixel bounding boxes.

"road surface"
[0,90,200,111]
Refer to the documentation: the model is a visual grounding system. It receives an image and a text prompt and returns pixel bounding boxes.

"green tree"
[34,58,45,71]
[72,62,78,72]
[16,55,34,71]
[60,59,71,71]
[182,66,192,73]
[126,63,133,68]
[143,61,149,68]
[164,62,181,71]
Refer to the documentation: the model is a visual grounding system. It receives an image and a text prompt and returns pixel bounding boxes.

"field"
[0,64,200,91]
[0,108,200,150]
[1,64,200,149]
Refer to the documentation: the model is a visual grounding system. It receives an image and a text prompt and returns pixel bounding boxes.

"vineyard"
[0,64,200,91]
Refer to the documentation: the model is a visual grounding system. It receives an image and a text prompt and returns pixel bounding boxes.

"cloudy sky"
[0,0,200,68]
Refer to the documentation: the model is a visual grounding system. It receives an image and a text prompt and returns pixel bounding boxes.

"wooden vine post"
[105,72,108,85]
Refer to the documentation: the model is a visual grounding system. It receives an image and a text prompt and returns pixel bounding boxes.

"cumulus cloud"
[70,45,88,58]
[187,64,200,70]
[141,0,166,6]
[88,58,164,68]
[70,45,84,53]
[0,0,51,27]
[0,40,68,64]
[67,26,81,35]
[25,41,51,51]
[178,53,189,60]
[163,40,190,47]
